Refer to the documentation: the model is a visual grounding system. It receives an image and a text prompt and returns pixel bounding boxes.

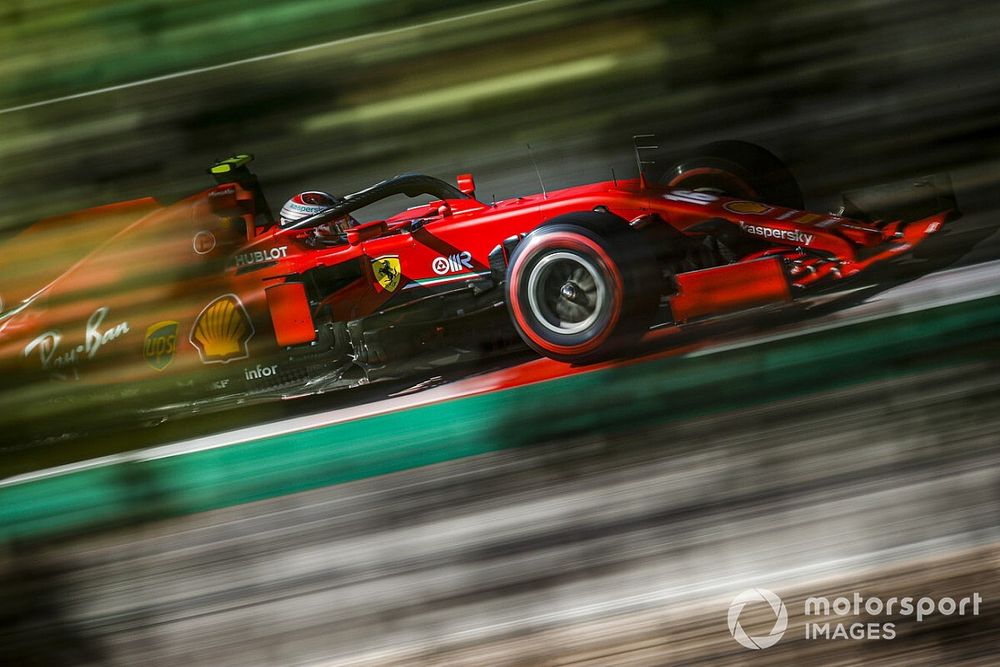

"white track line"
[0,0,555,116]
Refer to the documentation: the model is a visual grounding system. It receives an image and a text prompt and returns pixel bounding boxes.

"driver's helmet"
[279,191,338,227]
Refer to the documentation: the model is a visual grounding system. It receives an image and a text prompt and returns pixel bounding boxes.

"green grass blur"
[0,0,500,106]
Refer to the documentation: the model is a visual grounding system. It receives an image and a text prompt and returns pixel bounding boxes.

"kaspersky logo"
[728,588,788,650]
[739,221,814,246]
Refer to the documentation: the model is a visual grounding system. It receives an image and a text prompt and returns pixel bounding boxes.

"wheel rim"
[526,251,606,335]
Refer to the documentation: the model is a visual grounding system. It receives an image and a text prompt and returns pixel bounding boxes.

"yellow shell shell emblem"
[190,294,255,364]
[724,201,773,215]
[372,255,402,292]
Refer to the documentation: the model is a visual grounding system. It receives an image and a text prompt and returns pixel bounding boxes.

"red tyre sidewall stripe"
[508,231,624,356]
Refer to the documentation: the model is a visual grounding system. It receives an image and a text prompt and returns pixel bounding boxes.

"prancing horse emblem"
[372,255,402,292]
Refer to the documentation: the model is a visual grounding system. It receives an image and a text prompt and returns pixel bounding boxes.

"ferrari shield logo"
[372,255,402,292]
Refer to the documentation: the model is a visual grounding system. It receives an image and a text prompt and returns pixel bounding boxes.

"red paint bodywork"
[266,283,317,347]
[671,257,791,322]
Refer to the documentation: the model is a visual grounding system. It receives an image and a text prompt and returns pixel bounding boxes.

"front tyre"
[665,140,804,210]
[505,213,658,363]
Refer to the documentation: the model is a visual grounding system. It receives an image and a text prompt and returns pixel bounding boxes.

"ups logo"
[144,321,179,371]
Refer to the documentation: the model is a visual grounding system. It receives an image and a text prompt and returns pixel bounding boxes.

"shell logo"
[189,294,255,364]
[724,201,774,215]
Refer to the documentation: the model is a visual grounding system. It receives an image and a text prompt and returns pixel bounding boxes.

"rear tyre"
[664,140,804,210]
[505,213,659,363]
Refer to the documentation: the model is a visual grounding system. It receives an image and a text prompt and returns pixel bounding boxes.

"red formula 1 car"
[0,140,959,425]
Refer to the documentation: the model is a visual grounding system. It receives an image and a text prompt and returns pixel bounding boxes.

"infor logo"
[728,588,788,650]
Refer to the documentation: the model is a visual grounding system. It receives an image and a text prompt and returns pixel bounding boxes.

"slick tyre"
[505,213,659,363]
[665,140,804,210]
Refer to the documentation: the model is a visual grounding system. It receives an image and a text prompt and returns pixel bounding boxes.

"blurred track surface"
[3,354,998,665]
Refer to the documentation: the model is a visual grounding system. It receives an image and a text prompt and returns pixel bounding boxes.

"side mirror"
[457,173,476,197]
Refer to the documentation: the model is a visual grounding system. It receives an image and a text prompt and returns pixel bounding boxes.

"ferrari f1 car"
[0,140,960,423]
